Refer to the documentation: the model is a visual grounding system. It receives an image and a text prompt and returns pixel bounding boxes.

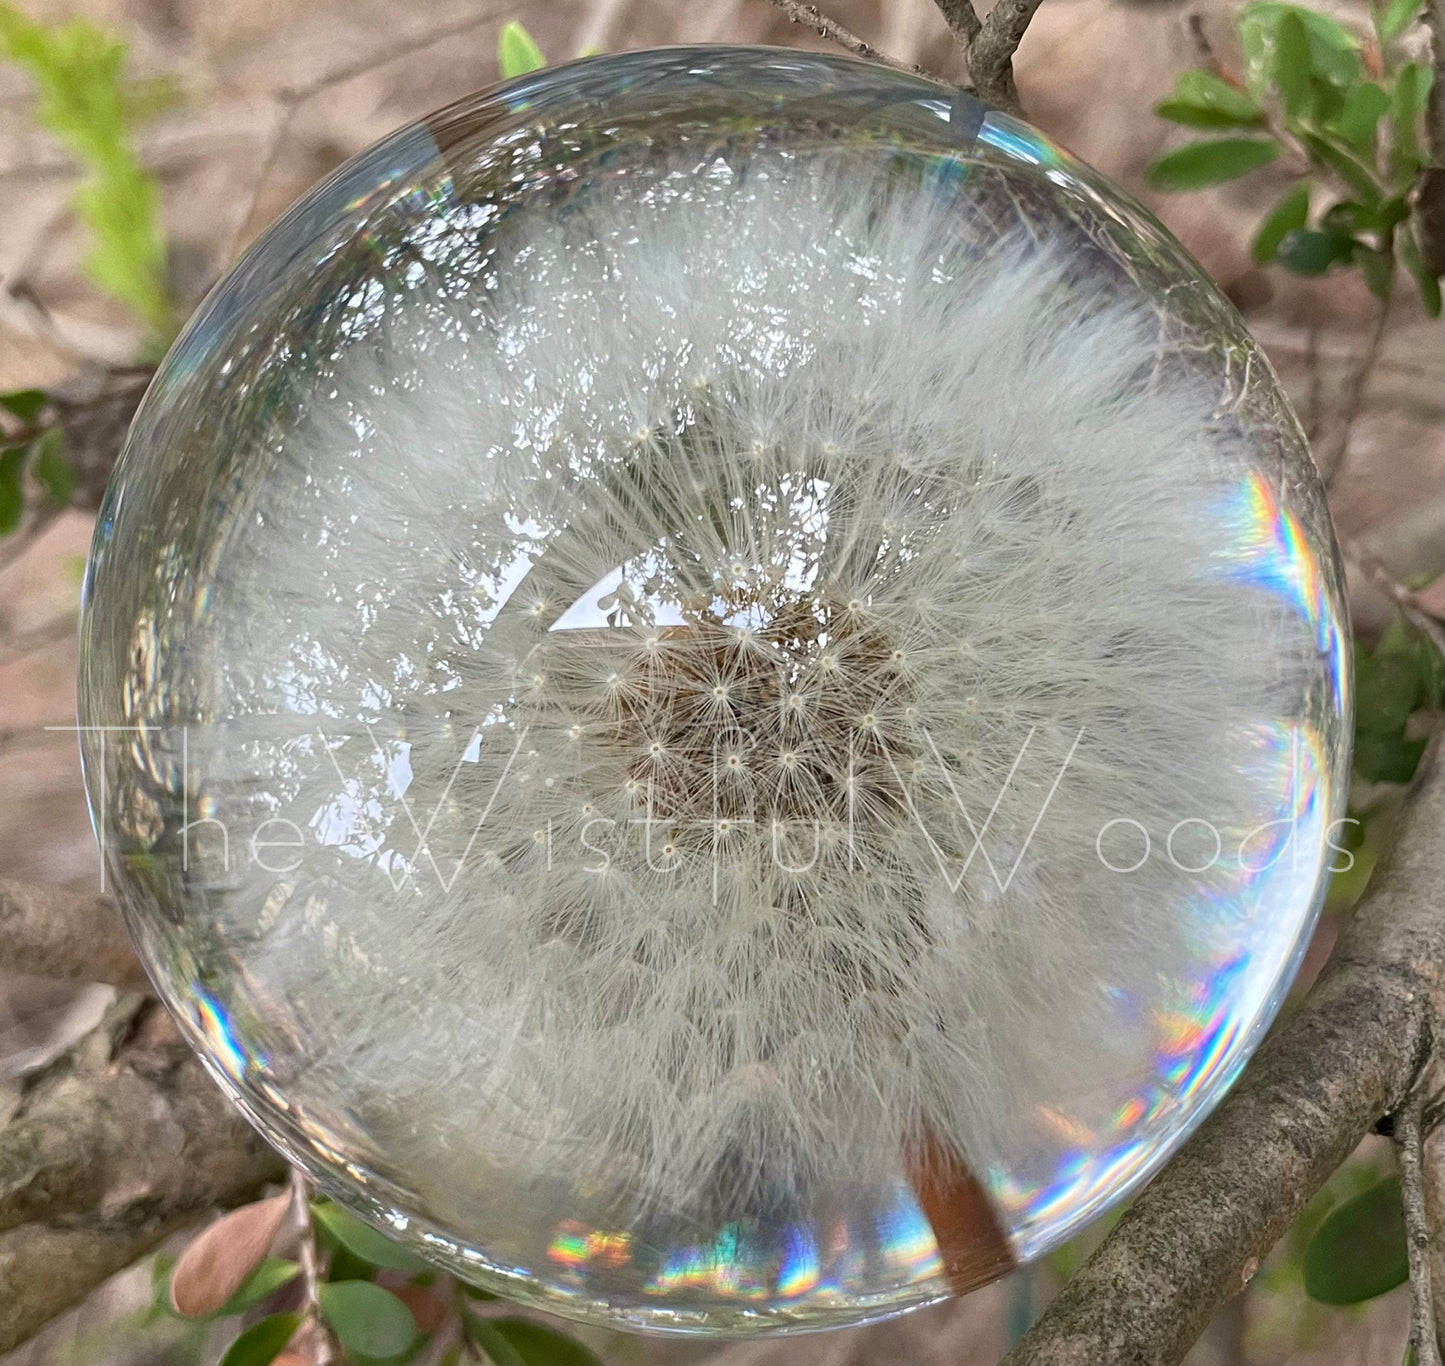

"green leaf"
[0,388,47,424]
[219,1312,302,1366]
[1252,182,1311,262]
[1390,62,1433,176]
[483,1319,604,1366]
[1239,3,1363,96]
[1298,131,1384,205]
[1323,810,1378,910]
[1399,228,1443,316]
[311,1200,430,1273]
[1334,80,1389,154]
[1157,70,1266,128]
[1154,100,1252,130]
[1303,1176,1409,1304]
[497,21,545,79]
[1416,623,1445,706]
[213,1258,302,1319]
[463,1314,526,1366]
[1320,199,1379,235]
[0,4,173,335]
[0,444,25,535]
[30,426,75,507]
[1146,138,1280,191]
[324,1244,375,1284]
[1355,627,1427,737]
[318,1281,418,1362]
[1375,0,1423,41]
[1274,10,1314,120]
[142,1252,178,1325]
[1351,614,1443,784]
[1273,226,1356,274]
[1354,732,1428,783]
[1353,242,1394,300]
[1376,612,1445,699]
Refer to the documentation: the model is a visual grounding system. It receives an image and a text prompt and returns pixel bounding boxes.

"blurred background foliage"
[0,1,1440,1363]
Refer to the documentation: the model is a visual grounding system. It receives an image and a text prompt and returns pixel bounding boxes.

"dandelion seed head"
[83,50,1347,1333]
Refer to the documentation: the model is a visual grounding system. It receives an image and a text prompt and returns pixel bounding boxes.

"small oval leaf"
[464,1315,526,1366]
[220,1312,302,1366]
[487,1317,604,1366]
[1157,70,1266,128]
[1274,11,1314,120]
[0,389,47,425]
[30,427,75,508]
[170,1194,291,1318]
[1335,80,1389,153]
[1252,182,1311,263]
[312,1200,430,1272]
[318,1280,418,1361]
[1303,1175,1409,1304]
[1376,0,1423,41]
[1147,138,1280,192]
[1274,226,1356,275]
[218,1258,304,1319]
[0,446,25,536]
[497,21,545,79]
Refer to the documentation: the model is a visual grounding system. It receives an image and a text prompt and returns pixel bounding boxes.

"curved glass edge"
[74,43,1356,1329]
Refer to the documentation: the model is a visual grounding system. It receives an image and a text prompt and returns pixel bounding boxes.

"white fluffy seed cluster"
[192,145,1313,1233]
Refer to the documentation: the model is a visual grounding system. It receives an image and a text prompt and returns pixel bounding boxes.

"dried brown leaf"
[390,1282,449,1333]
[169,1192,291,1317]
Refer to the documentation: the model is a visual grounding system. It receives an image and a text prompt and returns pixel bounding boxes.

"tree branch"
[1414,0,1443,278]
[1394,1077,1445,1366]
[763,1,920,74]
[967,0,1044,113]
[762,0,1041,116]
[0,996,287,1352]
[933,0,982,48]
[1004,761,1445,1366]
[0,877,147,990]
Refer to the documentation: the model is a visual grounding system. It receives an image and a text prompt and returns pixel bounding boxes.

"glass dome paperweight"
[78,46,1351,1335]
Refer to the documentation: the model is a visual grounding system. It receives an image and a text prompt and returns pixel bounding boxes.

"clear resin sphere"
[79,47,1350,1334]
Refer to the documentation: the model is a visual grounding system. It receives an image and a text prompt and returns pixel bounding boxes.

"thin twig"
[290,1166,333,1366]
[224,99,303,265]
[1303,322,1323,441]
[1395,1087,1445,1366]
[224,5,507,261]
[762,1,919,74]
[1322,290,1392,492]
[1345,540,1445,657]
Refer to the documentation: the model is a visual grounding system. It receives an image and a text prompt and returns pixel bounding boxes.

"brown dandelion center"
[547,583,917,850]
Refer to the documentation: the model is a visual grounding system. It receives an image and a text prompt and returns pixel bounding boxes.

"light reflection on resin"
[79,47,1350,1335]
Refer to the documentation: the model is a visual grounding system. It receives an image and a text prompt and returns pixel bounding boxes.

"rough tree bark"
[0,995,287,1352]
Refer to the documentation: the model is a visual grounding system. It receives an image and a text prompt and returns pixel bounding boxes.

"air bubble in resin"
[78,47,1350,1335]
